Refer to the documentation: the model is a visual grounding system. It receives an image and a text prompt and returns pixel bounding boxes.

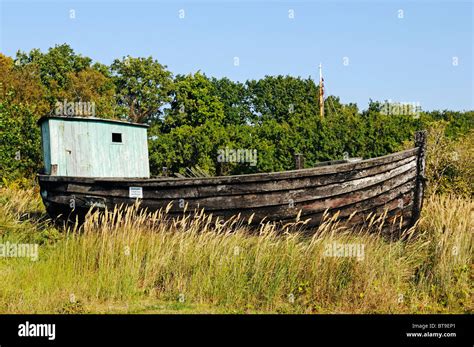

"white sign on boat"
[129,187,143,199]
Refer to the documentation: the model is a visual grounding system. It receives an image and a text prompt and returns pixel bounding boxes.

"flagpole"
[319,63,324,119]
[319,63,324,118]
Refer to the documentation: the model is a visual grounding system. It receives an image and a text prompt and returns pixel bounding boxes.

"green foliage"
[246,75,320,123]
[15,44,92,89]
[0,101,42,181]
[6,44,116,127]
[423,110,474,138]
[58,68,117,118]
[423,123,473,197]
[163,72,225,129]
[111,56,173,123]
[210,77,252,125]
[15,44,95,109]
[149,81,438,177]
[149,121,227,175]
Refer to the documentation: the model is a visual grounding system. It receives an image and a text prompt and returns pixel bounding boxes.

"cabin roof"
[37,116,149,128]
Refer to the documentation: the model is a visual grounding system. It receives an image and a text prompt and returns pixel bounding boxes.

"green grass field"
[0,186,471,314]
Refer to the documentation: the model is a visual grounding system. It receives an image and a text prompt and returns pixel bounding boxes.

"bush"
[424,123,473,197]
[0,101,42,183]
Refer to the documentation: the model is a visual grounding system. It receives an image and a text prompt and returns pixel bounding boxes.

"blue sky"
[0,0,472,111]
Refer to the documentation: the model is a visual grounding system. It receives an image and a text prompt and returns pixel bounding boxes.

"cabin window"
[112,133,122,143]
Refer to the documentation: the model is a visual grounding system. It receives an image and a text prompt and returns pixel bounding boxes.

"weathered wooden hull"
[38,133,427,232]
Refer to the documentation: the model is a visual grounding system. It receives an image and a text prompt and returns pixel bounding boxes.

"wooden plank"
[412,131,427,223]
[59,156,417,200]
[279,180,416,223]
[43,167,417,222]
[42,185,416,230]
[48,162,417,212]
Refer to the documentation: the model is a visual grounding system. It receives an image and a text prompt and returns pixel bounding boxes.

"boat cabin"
[38,116,150,178]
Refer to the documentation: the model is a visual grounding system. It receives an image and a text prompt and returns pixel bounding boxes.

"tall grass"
[0,186,471,314]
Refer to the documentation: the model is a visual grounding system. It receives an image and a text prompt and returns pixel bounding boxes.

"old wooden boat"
[37,116,427,231]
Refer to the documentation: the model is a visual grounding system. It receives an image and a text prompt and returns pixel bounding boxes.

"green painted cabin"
[38,116,150,178]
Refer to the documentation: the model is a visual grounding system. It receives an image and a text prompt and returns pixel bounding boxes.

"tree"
[148,121,227,175]
[210,77,252,125]
[15,44,92,90]
[0,102,42,181]
[163,72,225,130]
[111,56,173,123]
[246,75,319,123]
[0,53,48,115]
[13,44,113,115]
[150,72,227,175]
[57,68,116,118]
